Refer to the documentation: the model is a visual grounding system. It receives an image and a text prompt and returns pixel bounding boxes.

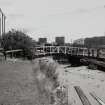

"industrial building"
[73,38,85,45]
[38,38,47,45]
[55,36,65,45]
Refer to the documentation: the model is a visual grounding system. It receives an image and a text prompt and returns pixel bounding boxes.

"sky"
[0,0,105,42]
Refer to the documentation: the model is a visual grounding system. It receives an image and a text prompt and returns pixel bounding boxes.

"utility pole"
[0,8,6,59]
[0,8,6,47]
[0,8,6,36]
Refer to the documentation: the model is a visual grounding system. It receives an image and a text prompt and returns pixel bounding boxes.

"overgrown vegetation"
[1,29,36,59]
[32,58,68,105]
[0,58,68,105]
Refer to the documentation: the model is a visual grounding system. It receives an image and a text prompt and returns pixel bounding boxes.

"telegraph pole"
[0,8,6,58]
[0,18,1,37]
[0,8,6,36]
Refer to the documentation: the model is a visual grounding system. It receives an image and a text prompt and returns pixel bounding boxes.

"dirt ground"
[0,60,50,105]
[57,64,105,105]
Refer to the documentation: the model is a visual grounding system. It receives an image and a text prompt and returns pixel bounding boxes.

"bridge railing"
[3,46,105,59]
[34,46,105,59]
[34,46,89,56]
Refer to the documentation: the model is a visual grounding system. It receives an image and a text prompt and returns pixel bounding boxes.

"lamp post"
[0,8,6,36]
[0,8,6,59]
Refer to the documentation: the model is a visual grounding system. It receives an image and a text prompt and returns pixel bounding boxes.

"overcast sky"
[0,0,105,42]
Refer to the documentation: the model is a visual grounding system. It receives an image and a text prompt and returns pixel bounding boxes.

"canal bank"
[41,57,105,105]
[52,53,105,71]
[57,64,105,105]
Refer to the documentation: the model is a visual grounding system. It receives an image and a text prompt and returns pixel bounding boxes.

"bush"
[32,58,68,105]
[1,29,36,60]
[88,64,97,70]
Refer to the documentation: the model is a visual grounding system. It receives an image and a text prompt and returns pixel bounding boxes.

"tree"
[1,29,36,59]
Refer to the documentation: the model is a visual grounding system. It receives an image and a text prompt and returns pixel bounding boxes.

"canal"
[56,63,105,105]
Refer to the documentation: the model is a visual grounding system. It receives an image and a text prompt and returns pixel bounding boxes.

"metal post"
[0,8,6,35]
[97,49,100,58]
[88,49,90,57]
[3,16,5,34]
[0,8,6,51]
[83,48,85,56]
[2,13,3,35]
[57,47,60,53]
[64,46,66,54]
[50,46,52,55]
[0,18,1,37]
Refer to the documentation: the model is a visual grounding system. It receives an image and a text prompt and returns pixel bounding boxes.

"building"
[0,8,6,36]
[73,38,85,45]
[38,38,47,45]
[84,36,105,48]
[55,36,65,45]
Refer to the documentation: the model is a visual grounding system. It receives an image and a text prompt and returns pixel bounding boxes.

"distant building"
[55,37,65,45]
[84,36,105,48]
[38,38,47,45]
[73,38,85,45]
[65,43,72,46]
